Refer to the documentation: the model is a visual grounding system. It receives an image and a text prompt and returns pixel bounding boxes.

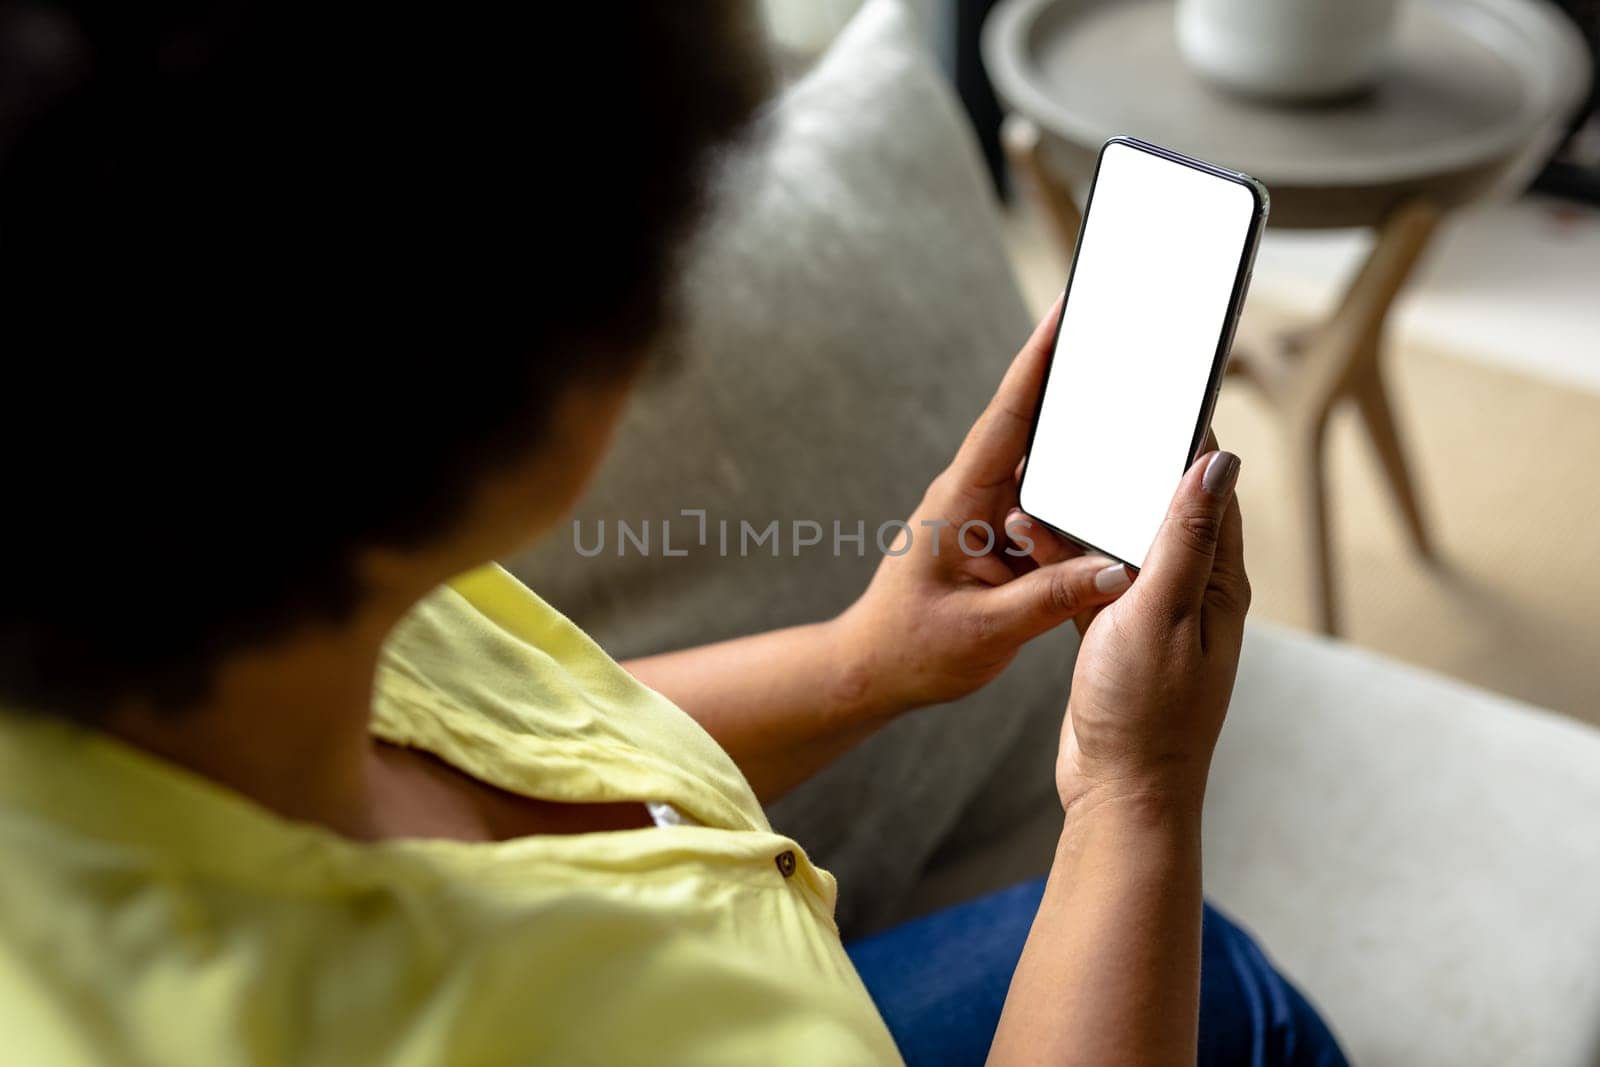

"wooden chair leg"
[1352,358,1433,558]
[1288,417,1339,635]
[1000,113,1082,261]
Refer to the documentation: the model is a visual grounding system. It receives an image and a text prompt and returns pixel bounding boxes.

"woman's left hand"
[835,299,1134,717]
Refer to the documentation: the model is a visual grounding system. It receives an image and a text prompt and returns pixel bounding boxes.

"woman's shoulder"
[373,564,767,832]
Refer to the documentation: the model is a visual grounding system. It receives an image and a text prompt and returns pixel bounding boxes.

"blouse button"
[774,850,797,878]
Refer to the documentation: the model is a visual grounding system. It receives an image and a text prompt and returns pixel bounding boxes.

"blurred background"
[761,0,1600,723]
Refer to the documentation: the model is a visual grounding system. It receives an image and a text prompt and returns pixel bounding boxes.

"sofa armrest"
[1208,621,1600,1066]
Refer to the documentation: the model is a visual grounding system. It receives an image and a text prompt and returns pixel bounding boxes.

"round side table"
[983,0,1590,633]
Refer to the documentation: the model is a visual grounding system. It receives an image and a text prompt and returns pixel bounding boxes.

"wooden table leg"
[1287,414,1337,634]
[1001,114,1082,261]
[1352,348,1434,559]
[1244,200,1442,634]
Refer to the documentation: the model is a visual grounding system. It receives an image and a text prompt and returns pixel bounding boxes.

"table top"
[984,0,1590,225]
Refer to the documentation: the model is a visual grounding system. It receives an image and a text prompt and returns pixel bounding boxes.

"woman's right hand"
[1055,449,1250,815]
[990,449,1249,1065]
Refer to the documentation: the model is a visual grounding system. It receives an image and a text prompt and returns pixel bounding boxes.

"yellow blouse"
[0,564,901,1065]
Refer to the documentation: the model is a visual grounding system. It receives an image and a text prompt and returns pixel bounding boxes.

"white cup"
[1176,0,1402,101]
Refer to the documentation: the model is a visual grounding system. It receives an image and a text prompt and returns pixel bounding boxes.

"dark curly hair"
[0,3,770,718]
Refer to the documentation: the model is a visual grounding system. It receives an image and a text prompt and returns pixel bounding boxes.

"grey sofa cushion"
[508,0,1070,935]
[888,617,1600,1065]
[1204,622,1600,1067]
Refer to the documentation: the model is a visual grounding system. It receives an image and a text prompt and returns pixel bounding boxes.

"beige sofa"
[513,3,1600,1063]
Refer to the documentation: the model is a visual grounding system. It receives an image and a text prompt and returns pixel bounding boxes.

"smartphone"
[1017,136,1268,569]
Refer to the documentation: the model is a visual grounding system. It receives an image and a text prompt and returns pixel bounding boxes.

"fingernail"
[1202,451,1241,497]
[1094,563,1132,594]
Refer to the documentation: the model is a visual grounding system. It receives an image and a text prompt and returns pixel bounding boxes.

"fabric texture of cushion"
[905,617,1600,1065]
[1204,622,1600,1067]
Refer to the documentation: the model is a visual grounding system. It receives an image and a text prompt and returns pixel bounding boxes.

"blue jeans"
[847,878,1349,1067]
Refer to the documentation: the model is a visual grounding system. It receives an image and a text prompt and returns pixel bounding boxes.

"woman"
[0,3,1346,1064]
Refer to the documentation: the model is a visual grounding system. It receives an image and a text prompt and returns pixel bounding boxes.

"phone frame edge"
[1014,135,1271,572]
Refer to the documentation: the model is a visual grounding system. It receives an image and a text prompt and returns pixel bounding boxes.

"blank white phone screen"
[1019,140,1258,568]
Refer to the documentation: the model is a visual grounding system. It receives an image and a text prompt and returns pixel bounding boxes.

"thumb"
[1136,450,1241,620]
[978,552,1133,644]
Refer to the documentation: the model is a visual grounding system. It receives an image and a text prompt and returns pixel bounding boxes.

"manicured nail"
[1094,563,1132,594]
[1202,451,1241,497]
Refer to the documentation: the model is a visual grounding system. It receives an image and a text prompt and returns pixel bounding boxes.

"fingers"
[1004,509,1082,567]
[949,296,1063,489]
[1001,510,1106,639]
[1072,601,1110,638]
[1135,450,1241,622]
[1202,491,1251,650]
[977,551,1133,645]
